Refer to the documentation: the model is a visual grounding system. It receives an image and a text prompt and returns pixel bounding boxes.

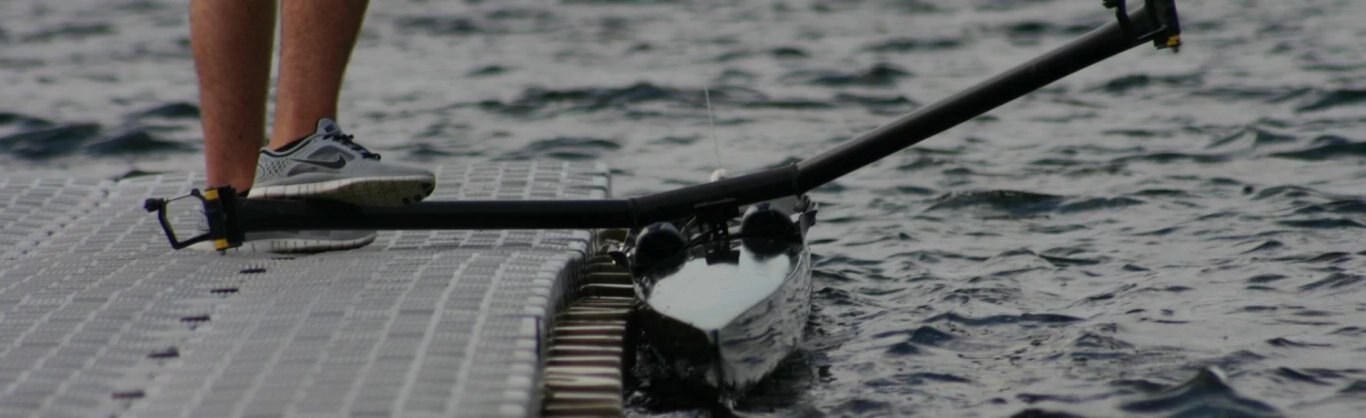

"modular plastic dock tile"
[0,162,608,418]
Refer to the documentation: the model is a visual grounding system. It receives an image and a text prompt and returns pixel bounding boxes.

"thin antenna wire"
[698,0,724,174]
[704,88,722,170]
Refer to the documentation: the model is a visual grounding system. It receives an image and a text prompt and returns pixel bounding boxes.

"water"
[3,0,1365,416]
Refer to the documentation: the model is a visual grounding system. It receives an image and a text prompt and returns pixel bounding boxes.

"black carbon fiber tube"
[236,198,640,231]
[795,4,1177,191]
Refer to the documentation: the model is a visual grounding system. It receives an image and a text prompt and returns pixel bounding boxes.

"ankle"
[269,134,310,152]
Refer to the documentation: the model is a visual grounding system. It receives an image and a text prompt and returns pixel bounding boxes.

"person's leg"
[248,0,431,208]
[268,0,369,149]
[191,0,277,191]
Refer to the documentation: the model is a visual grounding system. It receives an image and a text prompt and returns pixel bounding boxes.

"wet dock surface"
[0,162,606,417]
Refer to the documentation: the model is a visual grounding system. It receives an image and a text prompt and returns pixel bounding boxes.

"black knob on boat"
[633,222,687,270]
[739,203,799,240]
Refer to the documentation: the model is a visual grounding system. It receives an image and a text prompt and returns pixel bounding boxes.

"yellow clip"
[203,188,220,201]
[1166,35,1182,48]
[214,239,230,250]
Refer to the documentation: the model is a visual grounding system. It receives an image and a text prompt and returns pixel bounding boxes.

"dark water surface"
[3,0,1364,416]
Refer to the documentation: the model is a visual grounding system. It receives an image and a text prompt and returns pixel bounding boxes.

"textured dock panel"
[0,162,608,418]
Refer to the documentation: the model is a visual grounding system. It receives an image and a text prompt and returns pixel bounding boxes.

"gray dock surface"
[0,162,608,417]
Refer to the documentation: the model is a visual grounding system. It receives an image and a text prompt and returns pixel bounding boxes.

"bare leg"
[192,0,276,191]
[269,0,370,150]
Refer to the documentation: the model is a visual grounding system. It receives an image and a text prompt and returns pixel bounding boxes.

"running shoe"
[249,118,436,206]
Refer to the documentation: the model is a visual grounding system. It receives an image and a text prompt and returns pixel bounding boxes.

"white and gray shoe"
[249,118,436,207]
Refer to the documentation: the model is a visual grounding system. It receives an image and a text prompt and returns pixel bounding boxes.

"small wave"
[1207,126,1298,149]
[1092,73,1203,95]
[894,156,951,172]
[1296,88,1366,112]
[898,372,971,385]
[1328,327,1366,337]
[905,326,954,345]
[478,82,690,117]
[942,287,1023,304]
[927,190,1143,216]
[1278,218,1365,229]
[1003,20,1098,38]
[1038,253,1104,267]
[882,185,936,198]
[563,0,685,4]
[1250,184,1328,201]
[884,341,923,356]
[0,112,53,130]
[833,93,919,115]
[114,169,165,181]
[394,15,481,35]
[1120,368,1281,417]
[1192,85,1311,103]
[397,142,486,161]
[864,37,963,53]
[1268,136,1366,160]
[1082,284,1138,303]
[924,312,1084,326]
[1073,332,1133,350]
[1265,338,1333,349]
[830,398,892,416]
[395,8,560,36]
[1113,152,1229,164]
[648,135,698,145]
[926,190,1064,215]
[780,63,912,87]
[745,98,836,110]
[1272,367,1334,386]
[19,22,113,43]
[1302,252,1352,263]
[1240,240,1284,254]
[1055,197,1144,214]
[1298,273,1364,291]
[1128,188,1195,198]
[85,128,194,156]
[495,137,620,161]
[1292,200,1366,215]
[132,102,200,120]
[1246,274,1288,284]
[467,64,509,77]
[769,46,808,59]
[1009,408,1086,418]
[717,46,811,62]
[1341,380,1366,394]
[1105,128,1164,138]
[0,123,102,159]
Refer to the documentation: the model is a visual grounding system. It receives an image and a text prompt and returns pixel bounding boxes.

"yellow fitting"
[1166,35,1182,48]
[214,239,230,250]
[203,188,220,201]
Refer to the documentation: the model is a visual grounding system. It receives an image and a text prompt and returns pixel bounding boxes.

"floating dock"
[0,162,613,417]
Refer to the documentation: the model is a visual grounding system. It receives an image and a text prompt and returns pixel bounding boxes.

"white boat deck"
[0,162,608,417]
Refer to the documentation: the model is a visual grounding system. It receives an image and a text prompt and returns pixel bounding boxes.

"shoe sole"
[249,176,436,207]
[187,232,376,253]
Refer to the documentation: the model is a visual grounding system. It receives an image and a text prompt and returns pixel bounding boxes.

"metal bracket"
[143,186,242,251]
[1106,0,1182,51]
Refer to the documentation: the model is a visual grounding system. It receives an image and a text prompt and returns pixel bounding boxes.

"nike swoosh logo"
[290,155,347,169]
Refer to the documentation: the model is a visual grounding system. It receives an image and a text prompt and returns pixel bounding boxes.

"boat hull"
[634,237,812,395]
